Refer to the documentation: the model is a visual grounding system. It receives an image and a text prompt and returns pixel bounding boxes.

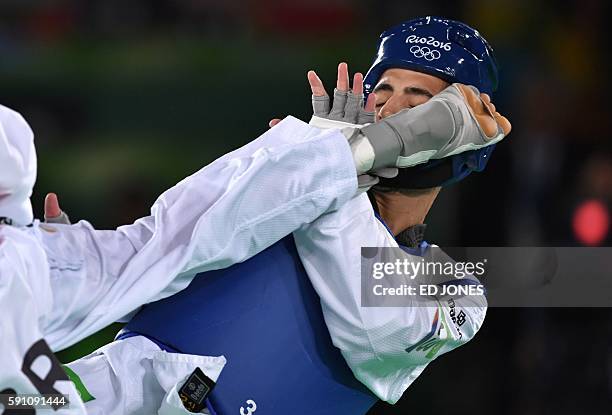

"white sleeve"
[36,116,358,351]
[293,193,487,404]
[0,228,88,414]
[0,227,215,415]
[63,336,225,415]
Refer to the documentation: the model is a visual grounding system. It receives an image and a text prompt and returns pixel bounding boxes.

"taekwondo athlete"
[0,31,508,415]
[61,17,511,415]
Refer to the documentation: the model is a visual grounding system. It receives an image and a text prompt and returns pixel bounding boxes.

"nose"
[378,94,412,120]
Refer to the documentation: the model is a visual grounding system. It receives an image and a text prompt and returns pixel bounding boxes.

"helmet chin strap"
[377,158,455,189]
[374,144,496,189]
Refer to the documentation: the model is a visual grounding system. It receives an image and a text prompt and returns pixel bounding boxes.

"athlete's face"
[373,69,449,121]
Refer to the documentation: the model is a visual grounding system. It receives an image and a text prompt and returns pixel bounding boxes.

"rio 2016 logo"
[405,35,452,51]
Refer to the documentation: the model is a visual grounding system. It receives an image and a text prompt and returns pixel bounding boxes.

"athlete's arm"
[36,117,359,351]
[0,227,89,414]
[293,194,487,404]
[0,226,203,414]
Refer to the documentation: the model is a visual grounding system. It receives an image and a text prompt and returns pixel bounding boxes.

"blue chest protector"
[124,236,378,414]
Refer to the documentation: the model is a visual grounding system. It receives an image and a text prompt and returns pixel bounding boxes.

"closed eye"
[376,102,414,110]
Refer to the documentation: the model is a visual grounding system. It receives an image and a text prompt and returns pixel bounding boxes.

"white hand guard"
[308,89,394,189]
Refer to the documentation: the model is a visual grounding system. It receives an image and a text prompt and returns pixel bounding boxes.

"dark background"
[1,0,611,413]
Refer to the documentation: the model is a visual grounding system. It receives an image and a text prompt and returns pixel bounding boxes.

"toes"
[494,113,512,135]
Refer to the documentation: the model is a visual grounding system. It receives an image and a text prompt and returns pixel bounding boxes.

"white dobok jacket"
[0,117,357,414]
[1,116,486,414]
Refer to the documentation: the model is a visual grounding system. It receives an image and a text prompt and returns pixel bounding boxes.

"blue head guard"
[363,16,500,188]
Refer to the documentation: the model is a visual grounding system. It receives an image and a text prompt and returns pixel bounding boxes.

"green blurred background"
[2,0,611,413]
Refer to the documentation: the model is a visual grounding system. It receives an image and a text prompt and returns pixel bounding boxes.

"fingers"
[44,193,61,219]
[456,84,501,138]
[309,70,331,116]
[311,63,371,123]
[268,118,281,128]
[344,70,369,123]
[337,62,349,91]
[310,65,359,95]
[352,72,363,95]
[458,84,511,138]
[44,192,71,224]
[312,95,331,117]
[371,167,398,178]
[308,70,327,97]
[480,92,510,134]
[346,71,366,121]
[358,93,376,124]
[364,92,376,113]
[357,174,380,191]
[329,62,351,119]
[480,93,496,115]
[345,94,360,117]
[328,89,349,120]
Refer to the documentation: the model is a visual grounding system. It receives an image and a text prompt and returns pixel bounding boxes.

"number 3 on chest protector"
[240,399,257,414]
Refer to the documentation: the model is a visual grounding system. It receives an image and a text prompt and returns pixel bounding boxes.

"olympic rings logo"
[409,45,441,61]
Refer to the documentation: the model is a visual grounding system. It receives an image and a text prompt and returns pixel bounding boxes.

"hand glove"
[310,88,375,128]
[44,210,71,225]
[308,88,396,189]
